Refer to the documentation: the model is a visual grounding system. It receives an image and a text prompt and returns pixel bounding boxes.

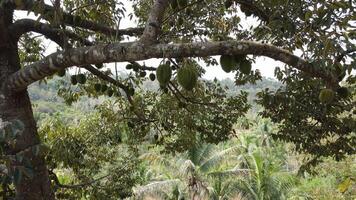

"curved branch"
[3,0,144,36]
[7,19,131,93]
[4,40,338,91]
[9,19,92,46]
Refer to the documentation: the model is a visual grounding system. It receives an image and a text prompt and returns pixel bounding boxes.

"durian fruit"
[94,83,101,92]
[107,89,114,97]
[319,88,335,103]
[126,64,133,70]
[127,121,134,128]
[220,55,238,73]
[336,87,350,99]
[177,65,198,90]
[156,64,172,88]
[178,0,187,8]
[70,75,78,85]
[171,0,178,10]
[128,87,135,96]
[239,59,252,75]
[76,74,86,84]
[149,73,156,81]
[132,63,140,72]
[57,69,66,77]
[234,54,246,63]
[101,84,108,92]
[224,0,233,9]
[95,63,103,69]
[140,71,147,77]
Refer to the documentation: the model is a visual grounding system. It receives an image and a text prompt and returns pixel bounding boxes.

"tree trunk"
[0,9,54,200]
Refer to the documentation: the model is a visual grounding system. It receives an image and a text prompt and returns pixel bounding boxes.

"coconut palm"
[230,149,296,200]
[133,143,241,199]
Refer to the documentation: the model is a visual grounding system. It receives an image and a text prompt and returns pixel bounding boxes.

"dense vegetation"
[27,77,355,199]
[0,0,355,199]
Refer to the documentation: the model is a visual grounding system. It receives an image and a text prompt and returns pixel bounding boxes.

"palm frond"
[199,146,241,173]
[133,179,182,199]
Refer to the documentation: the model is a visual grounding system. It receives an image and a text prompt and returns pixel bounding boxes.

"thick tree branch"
[9,19,92,46]
[7,19,132,93]
[3,0,144,36]
[4,40,338,91]
[140,0,171,44]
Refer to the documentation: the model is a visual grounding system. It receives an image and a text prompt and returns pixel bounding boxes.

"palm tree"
[230,149,295,200]
[133,143,241,199]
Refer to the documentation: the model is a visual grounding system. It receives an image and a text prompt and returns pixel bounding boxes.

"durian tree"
[0,0,355,199]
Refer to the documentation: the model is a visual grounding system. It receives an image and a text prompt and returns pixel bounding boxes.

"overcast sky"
[15,0,283,80]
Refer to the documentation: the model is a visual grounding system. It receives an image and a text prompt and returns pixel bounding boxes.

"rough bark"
[0,8,54,200]
[140,0,171,43]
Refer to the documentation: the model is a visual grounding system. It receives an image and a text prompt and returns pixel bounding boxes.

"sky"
[14,0,283,80]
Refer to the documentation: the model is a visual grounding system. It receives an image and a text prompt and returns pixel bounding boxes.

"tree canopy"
[0,0,355,199]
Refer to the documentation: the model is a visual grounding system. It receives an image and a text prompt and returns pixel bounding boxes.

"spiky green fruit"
[156,64,172,88]
[178,0,187,8]
[337,87,350,99]
[128,87,135,96]
[107,89,114,97]
[94,83,101,92]
[132,63,140,72]
[319,89,335,103]
[70,75,78,85]
[171,0,178,10]
[234,54,246,63]
[239,59,252,74]
[126,64,133,70]
[224,0,233,9]
[76,74,86,84]
[177,65,198,90]
[95,63,103,69]
[57,69,66,77]
[220,55,238,73]
[149,73,156,81]
[140,71,147,77]
[101,84,108,92]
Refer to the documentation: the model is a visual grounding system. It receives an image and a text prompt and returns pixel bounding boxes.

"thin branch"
[82,65,128,91]
[130,61,157,71]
